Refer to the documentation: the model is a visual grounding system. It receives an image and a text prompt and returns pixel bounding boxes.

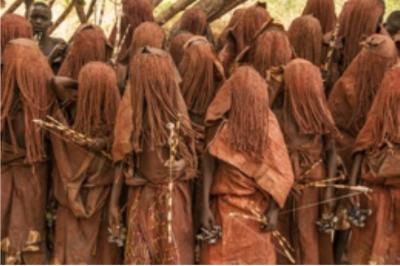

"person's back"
[1,38,55,265]
[110,47,197,264]
[50,62,121,264]
[200,66,294,264]
[347,64,400,264]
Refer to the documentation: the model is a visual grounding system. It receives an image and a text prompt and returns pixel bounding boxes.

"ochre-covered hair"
[179,37,225,115]
[217,8,245,49]
[302,0,336,34]
[355,65,400,149]
[129,48,195,169]
[224,66,270,161]
[1,14,32,52]
[288,15,322,65]
[345,34,398,131]
[58,25,110,79]
[338,0,385,71]
[122,0,154,29]
[118,0,154,62]
[1,39,54,163]
[251,29,293,77]
[168,31,194,66]
[179,7,208,36]
[130,22,165,56]
[229,4,271,53]
[73,62,120,138]
[283,59,339,136]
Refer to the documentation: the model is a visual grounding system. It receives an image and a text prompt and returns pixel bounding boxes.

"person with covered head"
[116,21,166,92]
[28,1,67,73]
[1,14,32,53]
[346,64,400,264]
[55,24,112,121]
[335,0,386,74]
[237,23,294,107]
[50,62,121,264]
[328,34,398,263]
[172,7,214,44]
[112,0,154,65]
[301,0,336,34]
[328,34,398,172]
[288,15,323,66]
[275,59,341,264]
[199,66,294,264]
[218,3,271,74]
[1,38,56,264]
[109,47,197,264]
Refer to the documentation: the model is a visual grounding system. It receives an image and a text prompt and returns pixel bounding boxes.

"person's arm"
[200,151,216,230]
[324,137,338,212]
[263,197,279,232]
[52,76,78,103]
[108,162,124,236]
[349,153,363,186]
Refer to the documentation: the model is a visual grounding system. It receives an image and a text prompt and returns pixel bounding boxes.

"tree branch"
[155,0,195,24]
[4,0,24,14]
[49,0,75,34]
[74,0,87,23]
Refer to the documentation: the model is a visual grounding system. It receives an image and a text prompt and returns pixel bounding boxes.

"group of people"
[1,0,399,264]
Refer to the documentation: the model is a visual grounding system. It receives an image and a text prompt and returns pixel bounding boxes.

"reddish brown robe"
[112,80,197,264]
[50,62,121,264]
[200,75,294,264]
[275,115,335,265]
[1,39,54,264]
[50,112,120,264]
[347,65,400,265]
[275,59,338,264]
[218,3,271,74]
[328,34,398,171]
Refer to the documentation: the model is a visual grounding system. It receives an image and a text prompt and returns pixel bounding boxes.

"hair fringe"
[1,41,54,163]
[179,7,208,36]
[288,15,322,65]
[366,66,400,146]
[347,36,398,131]
[230,5,271,54]
[130,22,165,56]
[224,66,270,161]
[302,0,336,34]
[179,38,224,115]
[58,25,109,79]
[73,62,120,138]
[129,49,196,170]
[118,0,154,62]
[1,14,32,51]
[338,0,384,71]
[251,30,293,77]
[168,31,194,66]
[283,59,339,137]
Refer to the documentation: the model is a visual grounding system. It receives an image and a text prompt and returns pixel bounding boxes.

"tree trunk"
[155,0,195,24]
[191,0,224,19]
[49,0,75,34]
[86,0,97,20]
[152,0,163,8]
[49,0,56,8]
[74,0,87,23]
[208,0,247,22]
[4,0,24,14]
